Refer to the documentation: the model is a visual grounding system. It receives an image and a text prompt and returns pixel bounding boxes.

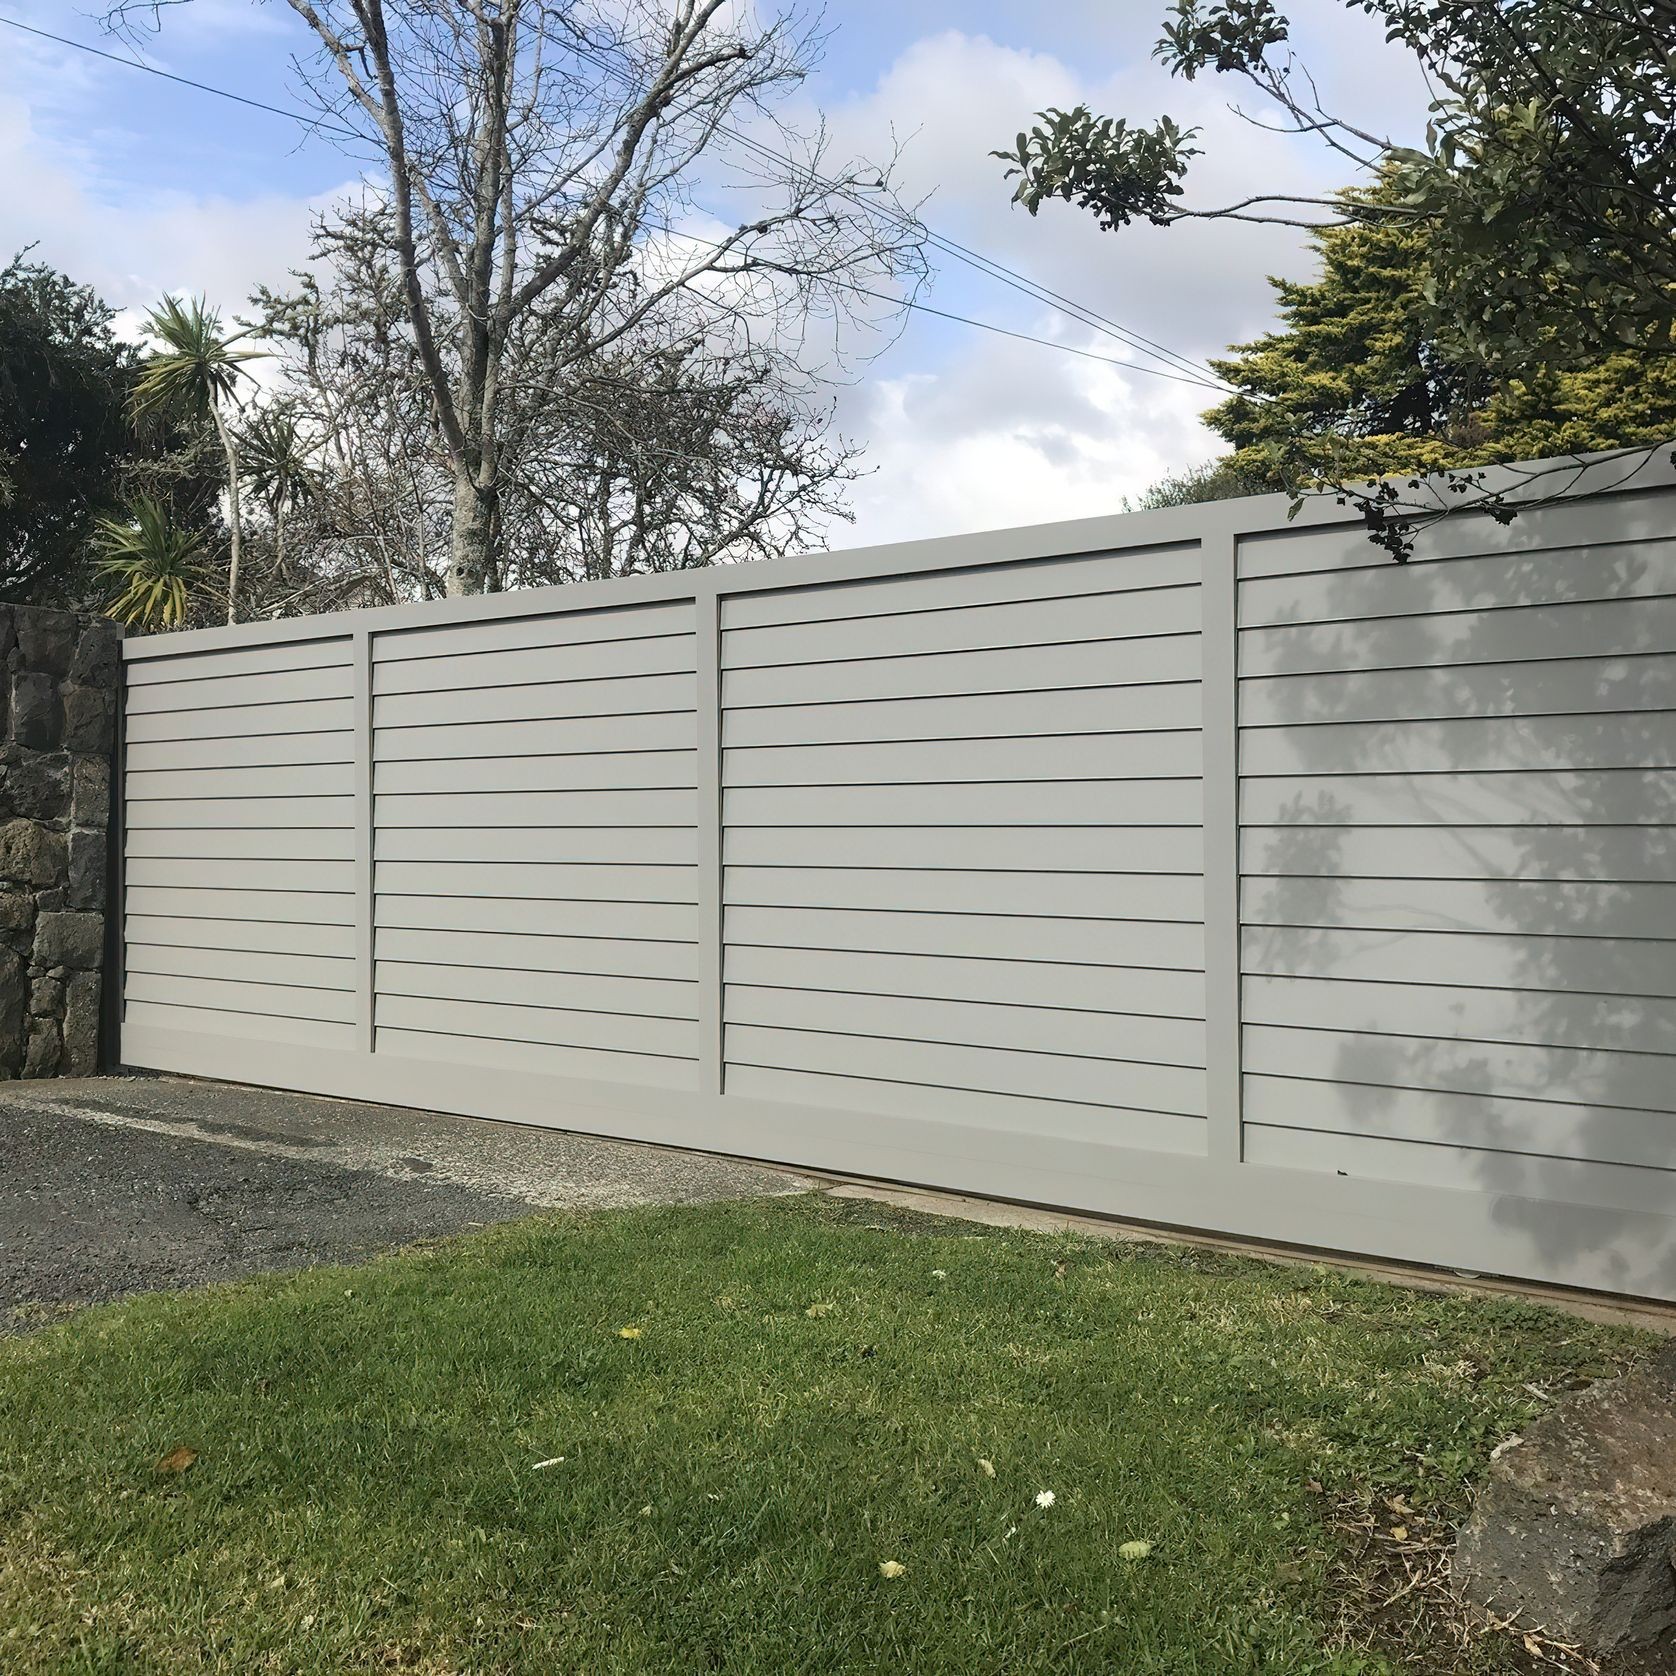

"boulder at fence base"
[1454,1345,1676,1655]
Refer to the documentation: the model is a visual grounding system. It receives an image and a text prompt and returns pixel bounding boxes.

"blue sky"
[0,1,1429,547]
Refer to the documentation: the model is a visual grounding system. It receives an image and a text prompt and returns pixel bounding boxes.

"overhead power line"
[0,13,367,143]
[4,12,1243,401]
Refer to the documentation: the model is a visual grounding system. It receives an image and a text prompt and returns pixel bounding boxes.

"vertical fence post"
[1199,529,1243,1163]
[352,626,375,1057]
[694,582,724,1096]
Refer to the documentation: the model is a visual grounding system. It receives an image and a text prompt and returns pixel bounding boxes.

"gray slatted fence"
[115,453,1676,1301]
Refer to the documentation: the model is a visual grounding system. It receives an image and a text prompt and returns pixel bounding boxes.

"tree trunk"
[212,406,243,624]
[447,469,494,595]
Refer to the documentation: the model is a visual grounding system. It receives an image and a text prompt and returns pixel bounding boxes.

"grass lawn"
[0,1195,1654,1675]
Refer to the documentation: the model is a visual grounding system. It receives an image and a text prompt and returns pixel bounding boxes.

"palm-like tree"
[131,297,265,624]
[94,498,208,631]
[238,407,316,583]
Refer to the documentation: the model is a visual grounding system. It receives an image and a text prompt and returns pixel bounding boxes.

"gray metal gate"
[116,454,1676,1300]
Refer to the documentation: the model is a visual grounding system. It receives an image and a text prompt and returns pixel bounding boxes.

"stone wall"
[0,605,119,1078]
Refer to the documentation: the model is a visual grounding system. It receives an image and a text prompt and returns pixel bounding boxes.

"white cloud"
[0,92,347,330]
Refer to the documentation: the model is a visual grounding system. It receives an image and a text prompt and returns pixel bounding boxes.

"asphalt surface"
[0,1075,814,1326]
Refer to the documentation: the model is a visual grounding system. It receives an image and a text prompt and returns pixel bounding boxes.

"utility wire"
[0,13,368,143]
[9,12,1243,400]
[552,28,1245,395]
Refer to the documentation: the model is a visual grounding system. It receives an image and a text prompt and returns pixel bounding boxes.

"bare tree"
[109,0,925,594]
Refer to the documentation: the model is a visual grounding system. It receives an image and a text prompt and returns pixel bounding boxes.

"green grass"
[0,1196,1652,1675]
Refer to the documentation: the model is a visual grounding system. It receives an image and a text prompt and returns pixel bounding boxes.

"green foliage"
[94,496,209,630]
[1132,457,1273,507]
[0,255,136,605]
[130,295,264,430]
[995,2,1676,380]
[0,1196,1649,1673]
[1200,178,1676,489]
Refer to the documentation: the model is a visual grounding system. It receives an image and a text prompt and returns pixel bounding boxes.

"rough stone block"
[15,608,77,677]
[33,910,104,971]
[11,670,62,751]
[22,1013,60,1077]
[0,945,25,1074]
[0,889,33,936]
[67,827,107,911]
[63,970,100,1074]
[62,683,115,755]
[9,753,68,823]
[69,620,120,687]
[70,756,109,829]
[1455,1355,1676,1653]
[29,973,63,1017]
[0,820,66,887]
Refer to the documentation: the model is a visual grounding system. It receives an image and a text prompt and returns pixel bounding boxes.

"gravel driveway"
[0,1074,813,1326]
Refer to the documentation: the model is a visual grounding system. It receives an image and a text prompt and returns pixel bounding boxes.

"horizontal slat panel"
[1238,538,1676,628]
[724,985,1205,1066]
[1243,1124,1674,1218]
[126,763,354,802]
[722,636,1199,708]
[1245,1074,1676,1172]
[125,696,356,743]
[374,750,697,796]
[1240,712,1676,777]
[375,1026,698,1090]
[1238,653,1676,727]
[1241,875,1676,941]
[721,682,1202,747]
[725,1024,1205,1115]
[376,961,696,1020]
[375,790,696,829]
[723,944,1205,1018]
[123,913,354,959]
[723,732,1201,787]
[1239,823,1676,883]
[375,993,698,1060]
[723,545,1198,629]
[376,894,696,942]
[125,971,356,1025]
[1236,489,1676,580]
[725,905,1204,968]
[1239,770,1670,828]
[373,672,697,729]
[123,998,356,1051]
[1241,924,1675,997]
[126,731,355,772]
[372,635,695,695]
[1242,974,1676,1056]
[722,824,1203,874]
[374,600,692,663]
[125,858,356,895]
[124,826,357,862]
[725,1063,1206,1158]
[725,780,1202,828]
[125,666,353,713]
[375,827,696,866]
[374,711,693,761]
[375,861,697,903]
[1245,1023,1675,1113]
[126,637,349,685]
[724,589,1200,669]
[1239,595,1676,678]
[375,926,698,981]
[723,866,1203,922]
[125,886,354,926]
[125,941,354,992]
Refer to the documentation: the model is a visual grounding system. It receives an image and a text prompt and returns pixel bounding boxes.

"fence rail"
[116,452,1676,1301]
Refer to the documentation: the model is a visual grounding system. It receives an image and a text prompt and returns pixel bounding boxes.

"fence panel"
[116,455,1676,1301]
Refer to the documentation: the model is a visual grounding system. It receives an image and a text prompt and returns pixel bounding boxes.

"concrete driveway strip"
[0,1075,815,1325]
